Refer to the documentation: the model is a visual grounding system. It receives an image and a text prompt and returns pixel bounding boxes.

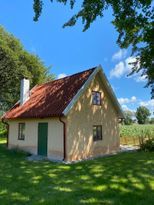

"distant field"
[120,124,154,145]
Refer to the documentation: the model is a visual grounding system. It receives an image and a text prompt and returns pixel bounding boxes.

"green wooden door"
[38,123,48,156]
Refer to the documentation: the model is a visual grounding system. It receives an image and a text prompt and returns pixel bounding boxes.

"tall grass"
[120,124,154,138]
[120,124,154,146]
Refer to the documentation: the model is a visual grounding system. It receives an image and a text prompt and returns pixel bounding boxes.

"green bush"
[0,129,7,138]
[9,147,30,156]
[139,138,154,152]
[0,121,7,138]
[0,121,5,131]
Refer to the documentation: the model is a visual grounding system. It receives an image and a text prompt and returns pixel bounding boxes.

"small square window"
[18,123,25,140]
[92,91,101,105]
[93,125,102,141]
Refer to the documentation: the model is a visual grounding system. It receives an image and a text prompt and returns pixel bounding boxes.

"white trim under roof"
[63,65,124,118]
[98,65,124,118]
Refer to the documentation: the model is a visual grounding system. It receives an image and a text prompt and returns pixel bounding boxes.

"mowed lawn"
[0,138,153,205]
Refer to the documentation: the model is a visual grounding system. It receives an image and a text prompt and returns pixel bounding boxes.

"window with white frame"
[92,91,101,105]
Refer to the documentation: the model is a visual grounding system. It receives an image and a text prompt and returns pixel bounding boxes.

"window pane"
[97,126,102,140]
[97,93,101,104]
[93,127,96,134]
[18,123,25,140]
[93,125,102,141]
[92,92,101,105]
[93,126,97,141]
[21,124,25,138]
[92,93,97,104]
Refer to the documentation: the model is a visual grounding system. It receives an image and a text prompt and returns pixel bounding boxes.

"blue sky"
[0,0,153,115]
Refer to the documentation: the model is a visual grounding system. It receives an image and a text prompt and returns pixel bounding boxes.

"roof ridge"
[3,66,97,119]
[38,66,97,87]
[3,65,124,119]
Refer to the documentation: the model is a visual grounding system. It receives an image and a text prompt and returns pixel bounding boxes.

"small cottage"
[3,65,124,162]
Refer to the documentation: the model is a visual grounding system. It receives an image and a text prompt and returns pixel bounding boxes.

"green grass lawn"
[0,138,154,205]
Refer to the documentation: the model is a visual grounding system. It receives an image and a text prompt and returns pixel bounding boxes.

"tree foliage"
[123,110,134,125]
[149,117,154,124]
[33,0,154,96]
[136,106,151,124]
[0,26,54,110]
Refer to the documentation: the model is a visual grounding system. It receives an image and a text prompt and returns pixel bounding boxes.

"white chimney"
[20,78,30,105]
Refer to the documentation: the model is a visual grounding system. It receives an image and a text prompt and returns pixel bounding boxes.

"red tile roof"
[4,67,96,119]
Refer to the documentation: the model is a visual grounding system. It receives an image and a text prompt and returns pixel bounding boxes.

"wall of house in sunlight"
[66,72,120,161]
[8,118,63,160]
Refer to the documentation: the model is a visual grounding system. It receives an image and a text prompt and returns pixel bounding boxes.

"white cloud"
[118,96,137,104]
[110,57,135,78]
[118,98,129,104]
[110,56,147,83]
[110,61,125,78]
[119,97,154,116]
[112,49,127,61]
[139,99,154,107]
[135,74,147,82]
[125,57,146,82]
[122,105,136,113]
[139,99,154,115]
[131,96,137,102]
[125,56,136,72]
[57,73,67,79]
[122,104,129,110]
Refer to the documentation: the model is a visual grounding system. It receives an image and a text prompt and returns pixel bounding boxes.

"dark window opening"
[93,125,102,141]
[18,123,25,140]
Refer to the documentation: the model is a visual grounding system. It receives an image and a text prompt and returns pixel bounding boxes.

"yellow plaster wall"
[8,118,63,160]
[66,72,120,161]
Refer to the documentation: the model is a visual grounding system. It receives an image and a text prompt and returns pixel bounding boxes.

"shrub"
[0,121,5,131]
[0,129,7,138]
[139,137,154,152]
[149,118,154,124]
[10,147,30,156]
[0,121,7,138]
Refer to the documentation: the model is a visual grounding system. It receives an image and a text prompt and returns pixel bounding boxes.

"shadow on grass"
[0,142,153,205]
